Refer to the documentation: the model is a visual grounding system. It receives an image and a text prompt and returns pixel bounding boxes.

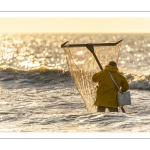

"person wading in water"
[92,61,129,112]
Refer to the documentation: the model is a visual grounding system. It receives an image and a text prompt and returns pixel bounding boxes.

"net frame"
[61,40,123,112]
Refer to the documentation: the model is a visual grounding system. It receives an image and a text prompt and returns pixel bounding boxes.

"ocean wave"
[123,73,150,90]
[0,67,73,89]
[0,67,150,90]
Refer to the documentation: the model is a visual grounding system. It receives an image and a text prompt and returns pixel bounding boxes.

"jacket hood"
[104,65,119,72]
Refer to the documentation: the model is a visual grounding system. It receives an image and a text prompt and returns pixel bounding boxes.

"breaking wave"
[0,67,150,90]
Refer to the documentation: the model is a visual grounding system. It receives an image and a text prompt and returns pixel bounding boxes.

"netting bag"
[61,40,123,112]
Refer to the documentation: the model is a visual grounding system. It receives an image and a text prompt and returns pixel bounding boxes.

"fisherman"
[92,61,129,112]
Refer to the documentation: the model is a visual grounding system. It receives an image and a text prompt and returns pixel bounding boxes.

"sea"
[0,33,150,133]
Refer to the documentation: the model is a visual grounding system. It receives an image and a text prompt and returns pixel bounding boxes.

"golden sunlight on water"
[0,33,150,74]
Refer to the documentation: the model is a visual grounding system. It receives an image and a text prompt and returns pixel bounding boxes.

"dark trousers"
[97,106,118,112]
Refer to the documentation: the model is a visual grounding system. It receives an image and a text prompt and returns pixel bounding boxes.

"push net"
[61,40,123,112]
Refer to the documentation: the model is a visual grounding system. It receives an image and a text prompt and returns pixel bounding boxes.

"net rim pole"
[61,39,123,48]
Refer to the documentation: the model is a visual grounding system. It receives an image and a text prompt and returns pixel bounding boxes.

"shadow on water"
[0,69,75,90]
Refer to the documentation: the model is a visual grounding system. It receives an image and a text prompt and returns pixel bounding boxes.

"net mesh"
[62,41,122,112]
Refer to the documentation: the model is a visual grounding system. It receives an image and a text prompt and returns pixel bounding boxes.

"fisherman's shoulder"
[100,70,107,74]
